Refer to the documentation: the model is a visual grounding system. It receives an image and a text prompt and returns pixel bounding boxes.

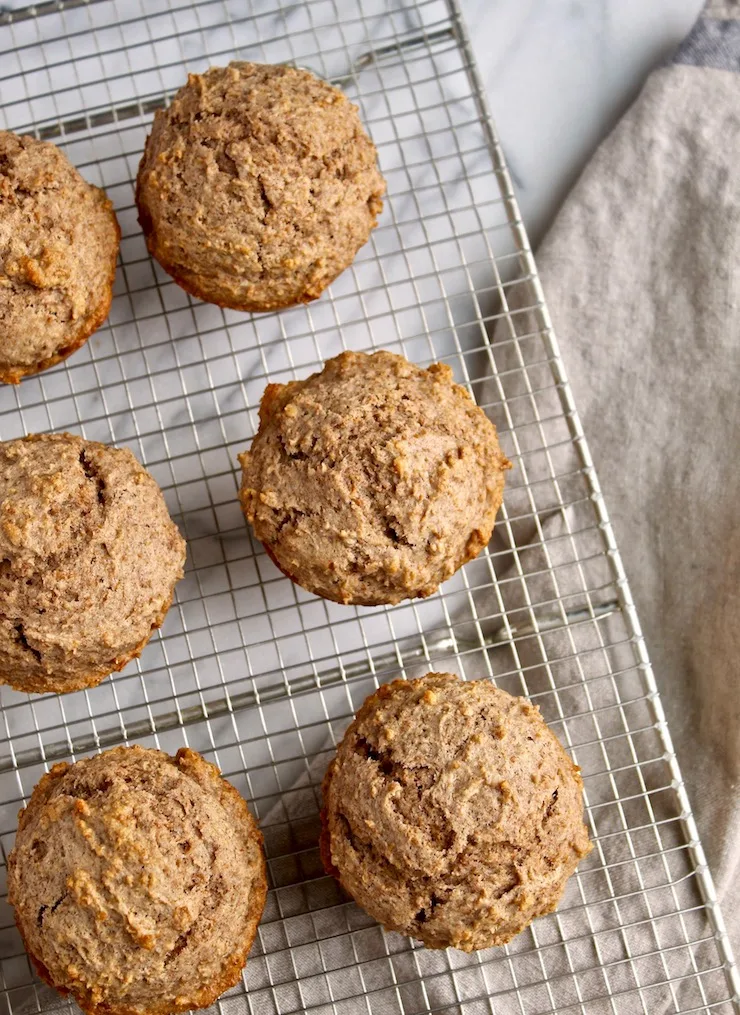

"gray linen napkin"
[499,0,740,952]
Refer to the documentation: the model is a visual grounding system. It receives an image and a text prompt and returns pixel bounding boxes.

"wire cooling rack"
[0,1,738,1013]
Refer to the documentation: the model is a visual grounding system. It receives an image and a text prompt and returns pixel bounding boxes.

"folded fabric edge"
[673,4,740,71]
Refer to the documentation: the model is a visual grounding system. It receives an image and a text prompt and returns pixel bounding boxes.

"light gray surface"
[460,0,705,243]
[0,1,737,1011]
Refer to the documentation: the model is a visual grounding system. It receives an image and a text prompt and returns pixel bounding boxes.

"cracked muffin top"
[135,62,385,312]
[321,673,592,950]
[238,350,511,606]
[0,130,120,384]
[7,745,267,1015]
[0,433,185,695]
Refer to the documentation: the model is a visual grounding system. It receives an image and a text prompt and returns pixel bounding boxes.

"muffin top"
[0,433,185,694]
[136,62,385,311]
[0,131,119,383]
[321,673,592,950]
[8,746,267,1015]
[239,350,510,605]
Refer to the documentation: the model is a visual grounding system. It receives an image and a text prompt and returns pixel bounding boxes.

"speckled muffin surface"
[0,433,185,695]
[7,745,267,1015]
[321,673,592,950]
[238,350,511,606]
[0,131,120,383]
[135,62,385,312]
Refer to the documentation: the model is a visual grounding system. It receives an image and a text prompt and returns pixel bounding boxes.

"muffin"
[135,62,385,312]
[238,350,511,606]
[0,130,120,383]
[320,673,592,950]
[7,745,267,1015]
[0,433,185,694]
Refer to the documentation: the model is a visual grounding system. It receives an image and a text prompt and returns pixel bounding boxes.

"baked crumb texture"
[239,350,511,605]
[321,673,592,950]
[0,130,120,383]
[136,62,386,312]
[0,433,186,694]
[8,746,267,1015]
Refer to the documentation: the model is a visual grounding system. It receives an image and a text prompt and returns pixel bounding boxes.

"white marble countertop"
[1,0,703,246]
[460,0,704,244]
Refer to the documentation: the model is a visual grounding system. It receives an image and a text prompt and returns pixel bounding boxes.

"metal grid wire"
[0,0,738,1012]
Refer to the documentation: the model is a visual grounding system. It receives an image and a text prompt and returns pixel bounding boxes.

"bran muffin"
[321,673,591,950]
[0,130,120,383]
[0,433,185,695]
[238,350,511,606]
[7,745,267,1015]
[135,62,385,312]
